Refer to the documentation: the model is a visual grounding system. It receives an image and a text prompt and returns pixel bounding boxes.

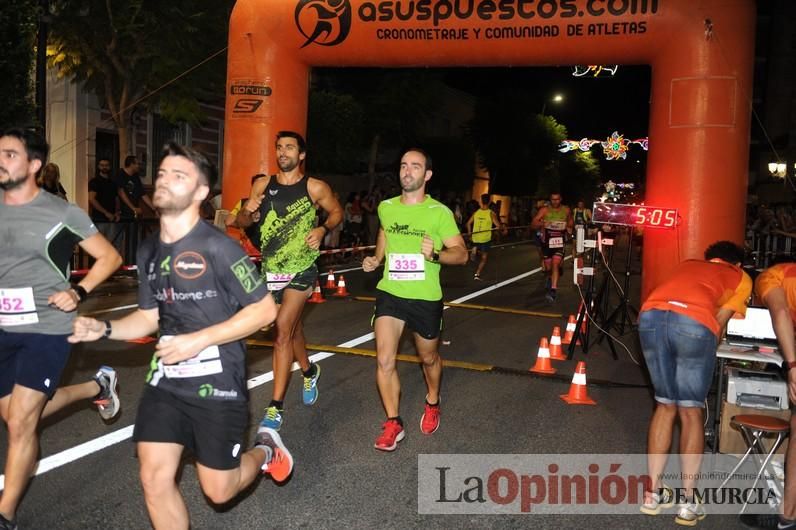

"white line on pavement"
[0,261,551,491]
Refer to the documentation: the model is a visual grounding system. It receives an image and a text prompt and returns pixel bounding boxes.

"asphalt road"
[0,237,756,529]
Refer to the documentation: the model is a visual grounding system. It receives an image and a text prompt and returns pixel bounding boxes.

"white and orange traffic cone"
[529,337,556,374]
[561,315,581,346]
[560,361,596,405]
[308,281,326,304]
[549,326,566,360]
[325,269,336,290]
[333,275,350,297]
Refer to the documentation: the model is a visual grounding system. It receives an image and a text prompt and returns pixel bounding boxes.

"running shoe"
[255,426,294,482]
[473,273,481,281]
[420,398,441,435]
[374,419,405,452]
[640,484,674,515]
[93,366,120,420]
[545,288,557,303]
[260,405,284,431]
[675,499,706,526]
[302,363,321,406]
[739,514,796,529]
[0,513,17,530]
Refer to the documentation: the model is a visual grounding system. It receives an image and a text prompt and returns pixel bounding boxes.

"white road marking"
[0,261,552,491]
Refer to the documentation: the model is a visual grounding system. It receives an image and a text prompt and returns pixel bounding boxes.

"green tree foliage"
[307,90,366,174]
[47,0,233,159]
[422,136,477,194]
[558,151,601,203]
[0,0,37,127]
[469,89,572,195]
[316,68,447,179]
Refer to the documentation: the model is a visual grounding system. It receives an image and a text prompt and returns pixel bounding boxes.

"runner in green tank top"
[236,131,342,431]
[362,148,467,452]
[466,193,506,281]
[531,192,573,303]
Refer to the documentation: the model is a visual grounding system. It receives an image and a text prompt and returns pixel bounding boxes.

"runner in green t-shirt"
[362,148,467,452]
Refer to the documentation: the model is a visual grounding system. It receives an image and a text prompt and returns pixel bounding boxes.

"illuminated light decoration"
[601,181,635,189]
[572,65,619,77]
[558,133,648,157]
[558,138,597,153]
[592,202,679,230]
[601,131,630,160]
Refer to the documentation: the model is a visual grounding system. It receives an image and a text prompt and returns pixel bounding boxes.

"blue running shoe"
[260,405,284,431]
[302,363,321,406]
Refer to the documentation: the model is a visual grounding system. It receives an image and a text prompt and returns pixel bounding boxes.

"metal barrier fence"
[748,230,795,269]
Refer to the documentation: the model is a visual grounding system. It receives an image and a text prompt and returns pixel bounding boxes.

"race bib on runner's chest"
[388,253,425,281]
[548,237,564,248]
[0,287,38,326]
[159,335,223,379]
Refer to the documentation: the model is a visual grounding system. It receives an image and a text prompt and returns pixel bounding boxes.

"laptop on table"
[725,306,780,350]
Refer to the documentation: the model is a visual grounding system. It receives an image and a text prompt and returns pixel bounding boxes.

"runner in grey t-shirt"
[0,128,123,529]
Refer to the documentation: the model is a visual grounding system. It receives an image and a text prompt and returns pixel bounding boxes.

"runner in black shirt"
[70,143,292,530]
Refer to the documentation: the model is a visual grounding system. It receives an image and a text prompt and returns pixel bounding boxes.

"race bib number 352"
[388,253,425,281]
[0,287,38,326]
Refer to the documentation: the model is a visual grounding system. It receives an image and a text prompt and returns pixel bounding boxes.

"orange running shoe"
[374,419,405,451]
[256,427,294,482]
[420,398,441,435]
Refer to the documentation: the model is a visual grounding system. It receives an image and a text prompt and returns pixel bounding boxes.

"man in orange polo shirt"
[741,262,796,530]
[638,241,751,526]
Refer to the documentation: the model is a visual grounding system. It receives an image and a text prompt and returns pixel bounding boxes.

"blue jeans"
[638,309,717,408]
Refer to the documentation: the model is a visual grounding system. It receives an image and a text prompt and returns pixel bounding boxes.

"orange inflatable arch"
[224,0,755,298]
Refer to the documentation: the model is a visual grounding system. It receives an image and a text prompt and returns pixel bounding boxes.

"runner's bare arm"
[531,207,547,229]
[363,228,386,272]
[155,293,277,364]
[236,177,268,228]
[306,177,343,249]
[69,307,160,343]
[426,233,468,265]
[48,233,122,312]
[466,212,475,233]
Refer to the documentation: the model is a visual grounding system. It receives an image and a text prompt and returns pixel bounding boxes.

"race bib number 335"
[388,253,425,281]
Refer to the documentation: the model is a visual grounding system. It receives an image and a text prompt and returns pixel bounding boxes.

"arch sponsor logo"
[293,0,660,46]
[229,78,273,120]
[295,0,352,48]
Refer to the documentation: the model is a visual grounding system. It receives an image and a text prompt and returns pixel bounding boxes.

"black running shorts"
[133,385,249,470]
[0,330,71,398]
[270,263,318,305]
[373,290,444,340]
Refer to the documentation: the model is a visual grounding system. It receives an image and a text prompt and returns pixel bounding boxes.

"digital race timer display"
[592,202,679,229]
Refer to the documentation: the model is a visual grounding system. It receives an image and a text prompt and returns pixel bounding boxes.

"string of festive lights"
[558,131,648,160]
[572,65,619,77]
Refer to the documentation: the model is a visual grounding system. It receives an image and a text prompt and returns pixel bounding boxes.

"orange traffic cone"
[529,337,556,374]
[325,269,336,289]
[333,275,350,297]
[549,326,566,360]
[560,361,596,405]
[308,281,326,304]
[561,315,581,346]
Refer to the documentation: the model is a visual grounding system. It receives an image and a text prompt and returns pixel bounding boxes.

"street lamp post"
[541,93,564,115]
